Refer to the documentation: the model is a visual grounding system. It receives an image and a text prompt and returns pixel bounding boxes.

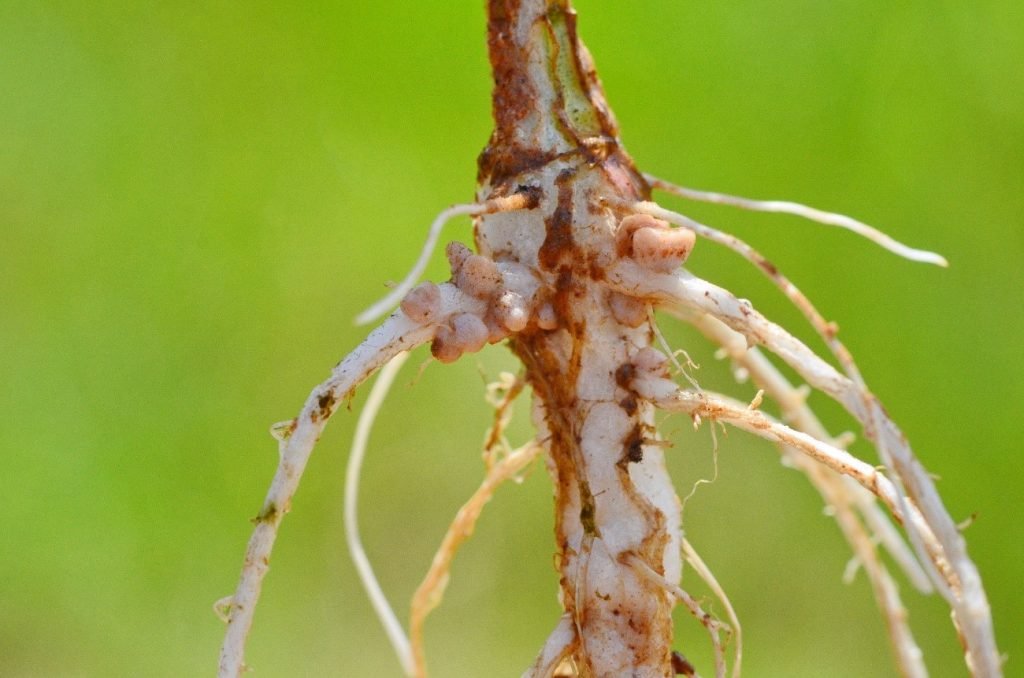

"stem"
[480,0,639,194]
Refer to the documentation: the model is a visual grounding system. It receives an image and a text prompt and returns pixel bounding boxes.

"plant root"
[681,309,927,676]
[217,285,481,678]
[643,174,948,267]
[221,1,1000,672]
[626,552,731,678]
[626,197,998,674]
[344,352,415,675]
[524,613,575,678]
[608,250,998,673]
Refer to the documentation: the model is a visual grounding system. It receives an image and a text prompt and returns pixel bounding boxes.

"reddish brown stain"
[514,183,544,209]
[671,651,696,676]
[429,336,446,361]
[485,0,533,138]
[538,168,577,271]
[546,268,585,338]
[511,325,593,533]
[310,391,336,423]
[479,1,649,190]
[622,424,645,465]
[478,145,559,186]
[251,502,277,525]
[317,392,335,414]
[584,251,605,280]
[614,362,636,390]
[619,395,638,416]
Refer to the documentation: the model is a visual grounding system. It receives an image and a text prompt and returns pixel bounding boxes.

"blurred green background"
[2,1,1021,676]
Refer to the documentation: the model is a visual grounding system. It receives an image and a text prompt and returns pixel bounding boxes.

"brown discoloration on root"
[250,502,278,525]
[429,326,461,364]
[614,362,636,390]
[621,423,646,465]
[619,395,638,417]
[671,650,696,676]
[482,0,540,179]
[509,196,677,673]
[539,168,579,271]
[317,392,335,415]
[309,391,337,423]
[514,183,545,210]
[478,146,559,189]
[512,325,594,536]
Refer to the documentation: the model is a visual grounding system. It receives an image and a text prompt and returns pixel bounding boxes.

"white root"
[633,192,942,519]
[867,398,1001,678]
[688,334,929,676]
[640,268,938,547]
[642,174,948,267]
[625,552,729,678]
[524,614,575,678]
[685,309,933,595]
[644,385,908,527]
[643,204,955,571]
[682,310,927,677]
[655,388,935,676]
[344,352,415,676]
[634,200,871,393]
[631,201,999,675]
[609,262,864,416]
[674,282,998,676]
[613,259,999,673]
[217,284,480,678]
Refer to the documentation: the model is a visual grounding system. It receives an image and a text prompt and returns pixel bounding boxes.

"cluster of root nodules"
[412,242,544,362]
[406,213,695,365]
